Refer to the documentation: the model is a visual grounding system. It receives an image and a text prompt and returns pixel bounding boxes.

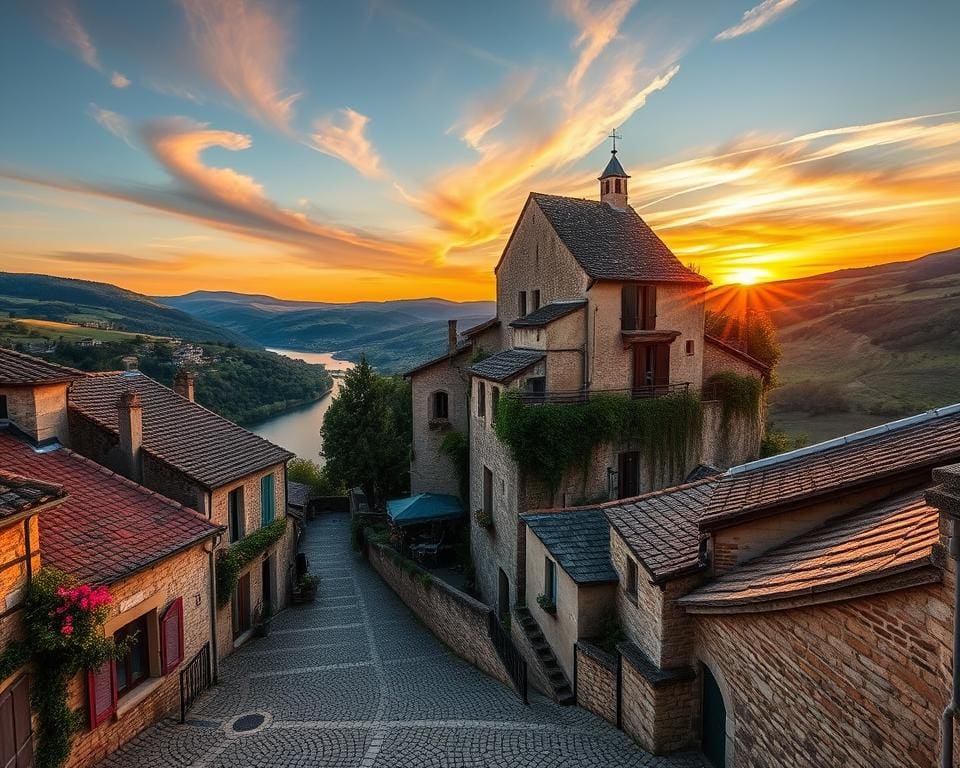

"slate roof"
[463,317,499,338]
[604,478,717,583]
[0,348,82,385]
[702,404,960,531]
[69,371,293,490]
[0,432,221,584]
[523,510,618,584]
[287,480,311,510]
[680,491,941,612]
[0,472,66,519]
[599,153,629,179]
[470,348,544,383]
[403,341,471,378]
[510,300,587,328]
[531,193,710,285]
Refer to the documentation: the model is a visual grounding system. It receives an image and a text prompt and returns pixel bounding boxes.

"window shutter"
[87,661,117,728]
[654,343,670,386]
[261,475,275,525]
[642,286,657,330]
[621,286,638,330]
[160,597,185,675]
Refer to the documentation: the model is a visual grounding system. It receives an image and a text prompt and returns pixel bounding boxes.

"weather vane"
[608,128,622,154]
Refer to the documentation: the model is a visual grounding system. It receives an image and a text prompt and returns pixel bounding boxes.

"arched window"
[432,391,449,420]
[699,658,734,768]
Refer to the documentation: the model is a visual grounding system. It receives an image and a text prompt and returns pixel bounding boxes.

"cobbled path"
[98,513,703,767]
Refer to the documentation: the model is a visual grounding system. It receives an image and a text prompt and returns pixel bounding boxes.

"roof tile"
[523,510,617,584]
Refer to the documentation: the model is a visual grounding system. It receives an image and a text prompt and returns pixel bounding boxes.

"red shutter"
[160,597,185,675]
[87,661,117,728]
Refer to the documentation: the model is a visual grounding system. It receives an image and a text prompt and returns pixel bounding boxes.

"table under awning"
[386,493,464,527]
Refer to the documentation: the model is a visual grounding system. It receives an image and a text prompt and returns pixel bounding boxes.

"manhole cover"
[232,714,266,733]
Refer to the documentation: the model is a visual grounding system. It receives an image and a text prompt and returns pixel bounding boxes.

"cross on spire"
[608,128,622,154]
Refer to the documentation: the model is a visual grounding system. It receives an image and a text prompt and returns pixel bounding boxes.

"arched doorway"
[702,665,728,767]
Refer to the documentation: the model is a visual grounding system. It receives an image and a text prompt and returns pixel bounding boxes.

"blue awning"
[386,493,463,526]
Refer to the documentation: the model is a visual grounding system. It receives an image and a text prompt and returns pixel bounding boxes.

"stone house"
[0,348,222,767]
[528,403,960,767]
[65,367,296,662]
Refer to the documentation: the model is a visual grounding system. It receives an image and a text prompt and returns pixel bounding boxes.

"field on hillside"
[1,318,170,344]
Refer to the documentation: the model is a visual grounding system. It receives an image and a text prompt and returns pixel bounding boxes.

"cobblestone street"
[99,513,703,767]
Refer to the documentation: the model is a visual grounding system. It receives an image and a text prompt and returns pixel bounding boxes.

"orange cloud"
[714,0,799,41]
[309,108,385,179]
[180,0,301,132]
[559,0,639,90]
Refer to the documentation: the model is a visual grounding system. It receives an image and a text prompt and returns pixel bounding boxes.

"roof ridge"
[725,403,960,477]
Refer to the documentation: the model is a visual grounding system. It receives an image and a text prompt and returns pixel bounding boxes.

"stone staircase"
[514,607,575,705]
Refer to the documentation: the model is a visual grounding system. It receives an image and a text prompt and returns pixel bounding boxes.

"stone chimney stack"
[117,390,143,483]
[448,320,458,357]
[174,369,195,402]
[121,355,138,372]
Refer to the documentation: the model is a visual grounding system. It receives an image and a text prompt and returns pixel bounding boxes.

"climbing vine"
[22,569,121,768]
[440,430,469,503]
[494,391,703,495]
[216,517,288,606]
[705,371,763,430]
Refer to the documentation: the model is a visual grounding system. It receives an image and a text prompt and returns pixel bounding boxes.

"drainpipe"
[205,489,220,683]
[927,463,960,768]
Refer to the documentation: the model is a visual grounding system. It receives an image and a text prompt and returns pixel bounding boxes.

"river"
[249,349,355,461]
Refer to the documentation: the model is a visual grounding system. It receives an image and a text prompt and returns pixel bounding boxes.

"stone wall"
[65,543,214,768]
[366,541,513,690]
[1,382,70,445]
[409,351,471,497]
[692,577,952,768]
[575,642,617,724]
[702,337,766,382]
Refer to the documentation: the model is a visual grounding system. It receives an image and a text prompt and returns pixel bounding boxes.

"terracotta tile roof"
[0,348,82,385]
[0,472,66,519]
[604,478,718,583]
[0,432,221,584]
[702,404,960,531]
[510,300,587,328]
[531,193,710,285]
[522,510,617,584]
[470,348,544,383]
[680,491,941,612]
[68,371,293,489]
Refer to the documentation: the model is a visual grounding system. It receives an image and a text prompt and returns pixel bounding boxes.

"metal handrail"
[179,642,213,723]
[516,382,690,405]
[487,612,528,704]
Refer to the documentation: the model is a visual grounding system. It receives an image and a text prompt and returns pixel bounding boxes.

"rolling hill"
[159,291,496,372]
[0,273,252,346]
[726,247,960,442]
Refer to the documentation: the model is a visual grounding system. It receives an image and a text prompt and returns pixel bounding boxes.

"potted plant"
[536,592,557,615]
[293,573,318,604]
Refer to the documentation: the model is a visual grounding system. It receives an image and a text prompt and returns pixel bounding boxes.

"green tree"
[705,309,782,373]
[320,357,410,506]
[287,457,345,496]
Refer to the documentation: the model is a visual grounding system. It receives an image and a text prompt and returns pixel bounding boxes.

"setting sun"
[726,267,769,285]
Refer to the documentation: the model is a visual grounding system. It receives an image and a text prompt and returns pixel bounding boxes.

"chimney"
[121,355,138,372]
[174,369,195,402]
[448,320,458,357]
[117,390,143,483]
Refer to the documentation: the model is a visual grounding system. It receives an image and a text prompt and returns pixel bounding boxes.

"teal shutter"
[261,475,275,525]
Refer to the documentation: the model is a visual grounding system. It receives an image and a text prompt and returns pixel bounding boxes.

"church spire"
[599,128,629,209]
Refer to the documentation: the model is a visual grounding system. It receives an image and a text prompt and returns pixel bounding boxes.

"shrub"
[474,508,493,529]
[535,593,556,613]
[440,431,469,503]
[216,518,288,606]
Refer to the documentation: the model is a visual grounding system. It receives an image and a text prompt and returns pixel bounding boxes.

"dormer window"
[621,285,657,331]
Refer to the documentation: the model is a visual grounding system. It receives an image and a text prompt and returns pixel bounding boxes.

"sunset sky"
[1,0,959,301]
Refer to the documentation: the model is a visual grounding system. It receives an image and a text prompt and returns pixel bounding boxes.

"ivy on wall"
[440,430,469,503]
[705,371,763,429]
[216,517,288,607]
[493,391,703,495]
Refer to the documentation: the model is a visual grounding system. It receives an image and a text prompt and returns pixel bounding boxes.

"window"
[615,178,622,194]
[228,487,244,543]
[545,557,558,607]
[686,339,695,356]
[432,391,449,420]
[633,344,670,391]
[260,474,275,526]
[0,675,33,767]
[0,395,7,420]
[233,571,251,638]
[483,467,493,518]
[491,387,500,425]
[621,285,657,331]
[626,556,638,601]
[477,382,486,418]
[525,376,546,403]
[518,291,527,317]
[618,451,640,498]
[115,614,150,698]
[531,290,541,312]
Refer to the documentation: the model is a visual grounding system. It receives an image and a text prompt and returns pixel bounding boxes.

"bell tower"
[599,128,629,209]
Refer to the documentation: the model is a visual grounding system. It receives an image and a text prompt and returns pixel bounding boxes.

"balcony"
[516,382,690,405]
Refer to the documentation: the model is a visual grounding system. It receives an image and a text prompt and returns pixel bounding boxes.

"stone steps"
[514,608,575,706]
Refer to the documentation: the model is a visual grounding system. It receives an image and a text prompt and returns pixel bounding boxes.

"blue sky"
[1,0,959,300]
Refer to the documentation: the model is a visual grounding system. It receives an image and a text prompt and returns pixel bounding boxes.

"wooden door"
[618,451,640,498]
[261,557,273,614]
[702,666,727,767]
[497,568,510,620]
[0,675,33,768]
[653,343,670,387]
[234,572,251,637]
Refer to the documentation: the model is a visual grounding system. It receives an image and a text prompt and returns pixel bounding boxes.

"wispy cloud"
[309,108,385,179]
[88,104,136,148]
[48,1,131,87]
[715,0,799,41]
[559,0,638,90]
[179,0,301,132]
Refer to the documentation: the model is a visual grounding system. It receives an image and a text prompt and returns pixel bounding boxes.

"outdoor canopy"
[386,493,464,526]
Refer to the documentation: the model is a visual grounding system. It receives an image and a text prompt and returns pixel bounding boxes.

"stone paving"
[98,513,703,767]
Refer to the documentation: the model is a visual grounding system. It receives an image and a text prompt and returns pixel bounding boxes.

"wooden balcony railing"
[516,382,690,405]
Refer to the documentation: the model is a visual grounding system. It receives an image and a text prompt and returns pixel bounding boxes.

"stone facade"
[574,642,617,724]
[65,543,214,768]
[1,382,70,445]
[366,540,513,691]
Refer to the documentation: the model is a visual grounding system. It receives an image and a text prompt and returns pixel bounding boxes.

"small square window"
[686,339,695,356]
